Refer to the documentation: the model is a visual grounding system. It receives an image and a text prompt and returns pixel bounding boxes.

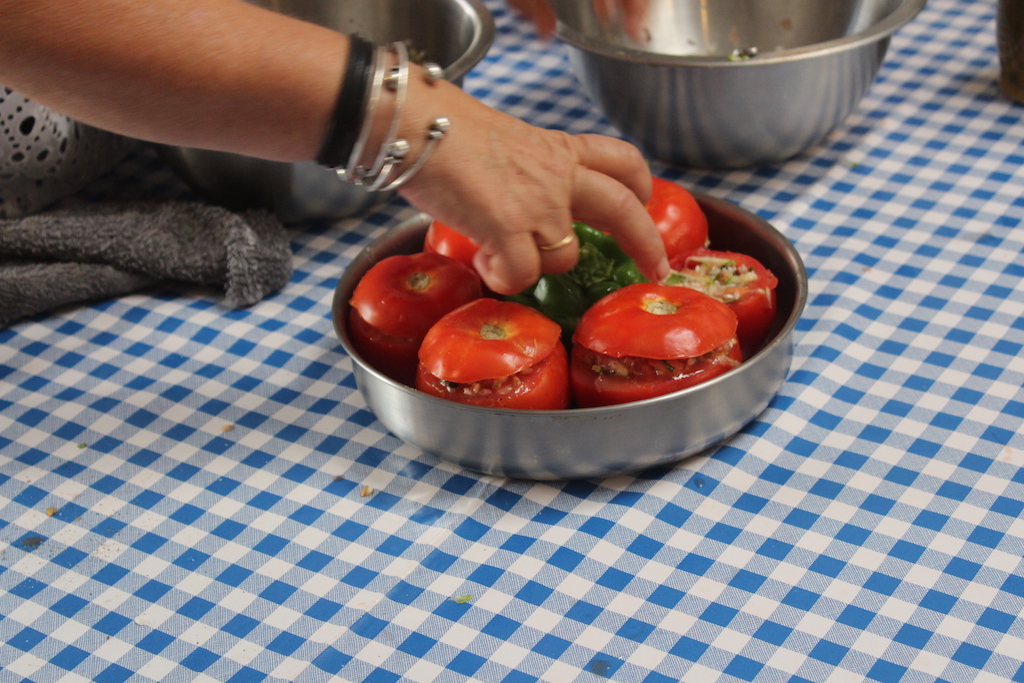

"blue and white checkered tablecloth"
[2,0,1023,681]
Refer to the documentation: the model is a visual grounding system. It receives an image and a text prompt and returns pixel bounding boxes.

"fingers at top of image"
[534,228,580,274]
[619,0,652,41]
[505,0,556,37]
[592,0,651,40]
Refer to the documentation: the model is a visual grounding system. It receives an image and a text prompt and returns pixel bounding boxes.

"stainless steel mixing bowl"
[553,0,926,169]
[161,0,495,223]
[332,193,807,480]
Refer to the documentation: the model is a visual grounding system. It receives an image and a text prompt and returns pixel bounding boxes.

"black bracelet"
[317,34,374,169]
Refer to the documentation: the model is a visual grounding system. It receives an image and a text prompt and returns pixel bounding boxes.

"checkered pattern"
[2,0,1024,681]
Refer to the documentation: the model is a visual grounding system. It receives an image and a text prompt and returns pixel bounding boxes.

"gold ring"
[537,233,575,251]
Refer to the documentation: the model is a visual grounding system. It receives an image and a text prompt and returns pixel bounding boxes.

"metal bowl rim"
[332,193,807,419]
[442,0,497,80]
[554,0,926,67]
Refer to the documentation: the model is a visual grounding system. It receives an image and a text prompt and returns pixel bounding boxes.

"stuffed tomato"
[416,298,570,410]
[570,283,741,408]
[348,252,483,386]
[666,249,779,358]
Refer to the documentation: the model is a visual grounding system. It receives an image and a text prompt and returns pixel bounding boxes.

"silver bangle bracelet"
[335,43,451,191]
[376,116,450,191]
[375,61,449,191]
[337,45,387,183]
[366,41,411,191]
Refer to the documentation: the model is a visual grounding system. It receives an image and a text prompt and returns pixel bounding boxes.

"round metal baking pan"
[332,193,807,480]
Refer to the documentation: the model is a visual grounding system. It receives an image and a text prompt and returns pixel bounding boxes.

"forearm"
[0,0,669,293]
[0,0,345,161]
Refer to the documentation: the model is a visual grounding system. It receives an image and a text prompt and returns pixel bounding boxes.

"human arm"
[0,0,343,161]
[0,0,667,294]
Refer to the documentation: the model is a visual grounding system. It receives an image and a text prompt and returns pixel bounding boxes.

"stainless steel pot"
[553,0,926,169]
[332,194,808,480]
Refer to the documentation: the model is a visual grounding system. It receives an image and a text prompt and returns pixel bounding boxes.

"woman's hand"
[397,69,668,295]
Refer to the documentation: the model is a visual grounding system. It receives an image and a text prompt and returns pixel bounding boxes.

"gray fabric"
[0,202,292,328]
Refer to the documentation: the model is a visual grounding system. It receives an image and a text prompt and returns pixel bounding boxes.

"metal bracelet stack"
[323,40,450,191]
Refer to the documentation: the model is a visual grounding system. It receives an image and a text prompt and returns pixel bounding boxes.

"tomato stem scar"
[406,272,431,291]
[479,323,506,340]
[644,299,678,315]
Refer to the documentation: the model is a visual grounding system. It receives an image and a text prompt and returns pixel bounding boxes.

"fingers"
[592,0,650,41]
[536,231,576,252]
[593,0,614,29]
[473,226,579,295]
[620,0,651,42]
[573,133,653,205]
[447,133,665,294]
[509,0,646,41]
[506,0,556,37]
[569,165,669,284]
[568,134,668,281]
[473,242,534,296]
[535,229,580,277]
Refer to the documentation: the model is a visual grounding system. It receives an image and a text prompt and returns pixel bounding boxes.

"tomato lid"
[350,252,483,339]
[645,177,710,259]
[573,283,738,360]
[423,219,481,270]
[418,298,563,382]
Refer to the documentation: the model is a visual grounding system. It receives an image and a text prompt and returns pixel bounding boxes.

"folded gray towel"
[0,201,292,328]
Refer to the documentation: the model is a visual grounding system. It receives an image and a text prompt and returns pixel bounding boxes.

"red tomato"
[347,308,423,385]
[416,298,570,410]
[424,219,480,269]
[667,248,779,358]
[646,177,709,260]
[574,284,737,360]
[348,252,483,385]
[571,283,741,407]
